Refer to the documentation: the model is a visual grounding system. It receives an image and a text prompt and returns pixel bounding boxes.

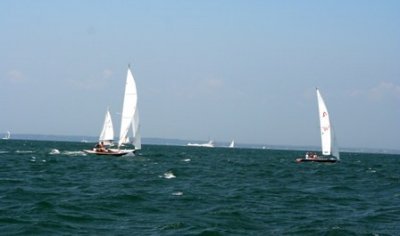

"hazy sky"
[1,1,399,150]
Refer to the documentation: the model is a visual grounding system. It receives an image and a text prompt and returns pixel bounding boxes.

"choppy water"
[0,140,399,235]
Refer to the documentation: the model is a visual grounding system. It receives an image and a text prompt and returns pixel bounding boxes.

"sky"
[1,1,399,150]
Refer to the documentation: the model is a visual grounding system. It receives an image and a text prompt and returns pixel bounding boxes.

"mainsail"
[316,88,339,159]
[118,67,138,147]
[99,109,114,145]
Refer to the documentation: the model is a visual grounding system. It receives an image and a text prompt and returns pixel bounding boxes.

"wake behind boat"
[296,88,340,163]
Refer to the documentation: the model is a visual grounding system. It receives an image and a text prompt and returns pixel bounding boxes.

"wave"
[49,149,60,155]
[62,151,87,156]
[163,171,176,179]
[172,192,183,196]
[16,150,35,154]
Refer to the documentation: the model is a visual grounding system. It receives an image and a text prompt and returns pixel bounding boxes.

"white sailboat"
[296,88,340,163]
[99,109,114,146]
[85,66,141,156]
[2,131,10,140]
[117,66,139,150]
[228,140,235,148]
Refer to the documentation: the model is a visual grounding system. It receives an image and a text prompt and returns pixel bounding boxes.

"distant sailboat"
[2,131,10,140]
[228,140,235,148]
[187,139,214,148]
[296,88,340,163]
[85,66,140,156]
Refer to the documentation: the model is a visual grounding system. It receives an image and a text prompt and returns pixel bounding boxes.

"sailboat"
[228,140,235,148]
[296,88,340,163]
[84,66,141,156]
[2,131,10,140]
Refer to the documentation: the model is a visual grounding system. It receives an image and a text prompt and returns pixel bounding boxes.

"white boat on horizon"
[2,131,10,140]
[296,88,340,163]
[187,140,215,148]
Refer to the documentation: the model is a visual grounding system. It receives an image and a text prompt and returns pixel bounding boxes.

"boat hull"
[296,157,338,163]
[83,149,133,157]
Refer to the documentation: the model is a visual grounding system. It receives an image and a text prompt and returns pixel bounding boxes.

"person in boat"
[305,152,317,159]
[95,142,107,152]
[310,152,317,159]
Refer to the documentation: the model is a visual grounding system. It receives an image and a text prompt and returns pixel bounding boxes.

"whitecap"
[16,150,34,154]
[49,149,60,155]
[63,151,86,156]
[125,152,135,157]
[172,192,183,196]
[164,171,176,179]
[0,150,9,154]
[182,158,191,162]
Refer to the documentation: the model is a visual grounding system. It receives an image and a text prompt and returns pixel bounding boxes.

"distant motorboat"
[187,140,214,148]
[2,131,10,140]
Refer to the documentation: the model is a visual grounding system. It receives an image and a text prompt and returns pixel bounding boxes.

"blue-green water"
[0,140,399,235]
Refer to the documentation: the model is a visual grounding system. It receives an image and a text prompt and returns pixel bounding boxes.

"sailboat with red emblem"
[296,88,340,163]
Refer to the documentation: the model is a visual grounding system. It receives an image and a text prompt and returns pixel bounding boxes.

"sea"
[0,139,399,235]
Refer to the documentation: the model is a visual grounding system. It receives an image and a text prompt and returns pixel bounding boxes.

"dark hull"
[296,157,338,163]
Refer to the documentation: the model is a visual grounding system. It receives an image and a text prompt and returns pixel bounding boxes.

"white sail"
[118,67,138,147]
[99,109,114,145]
[132,108,141,150]
[229,140,235,148]
[316,88,339,159]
